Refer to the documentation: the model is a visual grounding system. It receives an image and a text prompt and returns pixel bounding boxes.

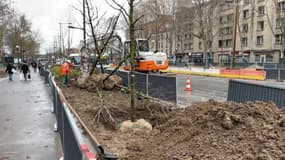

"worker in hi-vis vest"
[61,59,71,86]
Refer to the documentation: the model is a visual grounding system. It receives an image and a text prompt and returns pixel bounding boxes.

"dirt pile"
[77,73,122,91]
[62,84,285,159]
[0,70,6,78]
[125,100,285,160]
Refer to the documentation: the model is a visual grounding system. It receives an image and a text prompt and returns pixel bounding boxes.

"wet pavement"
[177,75,229,107]
[0,70,61,160]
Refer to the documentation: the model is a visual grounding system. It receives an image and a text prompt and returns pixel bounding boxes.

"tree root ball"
[120,119,152,133]
[77,73,122,90]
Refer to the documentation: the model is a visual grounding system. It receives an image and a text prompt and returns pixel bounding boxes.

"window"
[199,42,202,49]
[219,40,223,48]
[275,34,282,44]
[242,37,248,46]
[184,44,188,50]
[255,55,260,62]
[225,27,233,35]
[257,21,264,31]
[243,10,249,19]
[258,6,265,15]
[257,36,264,45]
[190,43,193,50]
[227,14,234,22]
[266,55,273,62]
[242,23,248,33]
[177,35,181,41]
[278,2,285,11]
[219,17,223,24]
[226,39,232,47]
[243,0,250,4]
[276,18,284,28]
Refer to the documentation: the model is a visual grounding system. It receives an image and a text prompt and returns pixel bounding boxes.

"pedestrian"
[61,59,71,86]
[5,62,16,81]
[31,62,37,72]
[38,62,42,71]
[20,60,30,81]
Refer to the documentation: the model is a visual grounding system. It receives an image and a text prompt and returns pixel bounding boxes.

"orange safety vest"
[61,62,70,76]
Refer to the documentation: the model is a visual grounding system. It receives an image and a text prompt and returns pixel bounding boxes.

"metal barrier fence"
[41,71,98,160]
[227,80,285,108]
[264,69,285,81]
[106,69,177,103]
[264,63,285,69]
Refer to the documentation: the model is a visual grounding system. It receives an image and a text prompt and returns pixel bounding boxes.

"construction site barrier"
[227,79,285,108]
[264,69,285,81]
[220,69,266,80]
[48,74,97,160]
[105,69,177,103]
[46,71,117,160]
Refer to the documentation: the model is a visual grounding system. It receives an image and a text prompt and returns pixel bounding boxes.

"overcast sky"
[12,0,121,53]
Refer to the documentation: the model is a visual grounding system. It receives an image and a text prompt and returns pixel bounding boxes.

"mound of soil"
[77,73,122,91]
[0,70,7,78]
[62,86,285,159]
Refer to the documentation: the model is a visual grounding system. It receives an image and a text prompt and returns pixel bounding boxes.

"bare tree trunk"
[129,0,136,122]
[203,38,208,68]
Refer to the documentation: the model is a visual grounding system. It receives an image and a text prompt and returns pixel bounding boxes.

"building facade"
[215,0,284,64]
[142,0,285,64]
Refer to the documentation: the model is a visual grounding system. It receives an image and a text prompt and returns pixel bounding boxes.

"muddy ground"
[62,84,285,160]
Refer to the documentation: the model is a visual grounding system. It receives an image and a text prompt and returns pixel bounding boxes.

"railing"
[263,69,285,81]
[106,69,177,104]
[227,79,285,108]
[48,73,97,160]
[41,69,118,160]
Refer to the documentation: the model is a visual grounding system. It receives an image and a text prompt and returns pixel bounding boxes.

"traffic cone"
[185,77,192,91]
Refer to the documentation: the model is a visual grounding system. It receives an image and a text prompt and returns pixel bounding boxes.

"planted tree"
[0,0,12,57]
[6,15,39,61]
[107,0,144,122]
[189,0,220,68]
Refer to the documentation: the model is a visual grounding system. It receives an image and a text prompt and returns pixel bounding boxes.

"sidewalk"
[0,70,61,159]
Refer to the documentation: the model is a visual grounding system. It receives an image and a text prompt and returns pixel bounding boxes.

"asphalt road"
[177,75,229,106]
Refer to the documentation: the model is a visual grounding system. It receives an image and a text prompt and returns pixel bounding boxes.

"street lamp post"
[83,0,86,50]
[59,22,72,58]
[68,25,86,70]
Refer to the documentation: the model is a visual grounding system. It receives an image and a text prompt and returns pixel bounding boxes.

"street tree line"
[0,0,40,60]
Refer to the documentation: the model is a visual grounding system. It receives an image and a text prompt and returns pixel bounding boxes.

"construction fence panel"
[265,69,285,81]
[105,69,177,104]
[280,69,285,80]
[265,69,279,80]
[134,72,147,95]
[62,104,83,160]
[148,74,177,103]
[264,63,285,69]
[117,70,129,86]
[227,80,285,108]
[47,73,97,160]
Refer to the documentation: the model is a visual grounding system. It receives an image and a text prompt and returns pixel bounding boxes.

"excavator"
[93,34,169,72]
[123,39,168,72]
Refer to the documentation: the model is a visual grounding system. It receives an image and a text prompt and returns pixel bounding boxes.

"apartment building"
[137,0,193,58]
[143,0,285,64]
[215,0,285,64]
